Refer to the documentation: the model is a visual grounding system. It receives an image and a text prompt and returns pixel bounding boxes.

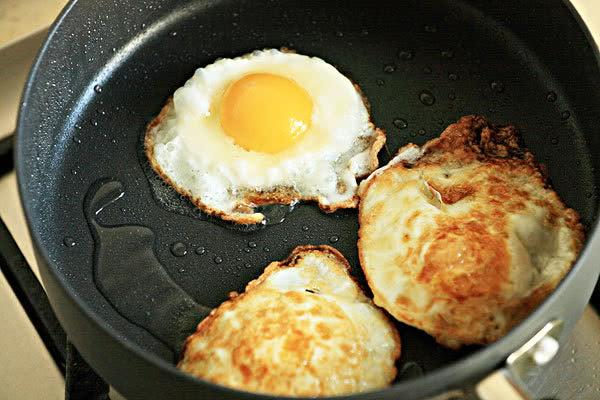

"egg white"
[147,49,384,223]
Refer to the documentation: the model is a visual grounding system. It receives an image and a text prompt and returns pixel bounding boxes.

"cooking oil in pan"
[84,179,210,352]
[256,202,297,225]
[170,242,187,257]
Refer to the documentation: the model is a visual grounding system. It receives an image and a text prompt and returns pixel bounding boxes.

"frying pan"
[16,0,600,399]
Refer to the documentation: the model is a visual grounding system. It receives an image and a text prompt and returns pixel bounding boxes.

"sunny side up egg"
[145,49,385,224]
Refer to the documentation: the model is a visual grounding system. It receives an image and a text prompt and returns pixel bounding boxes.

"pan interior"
[28,0,598,385]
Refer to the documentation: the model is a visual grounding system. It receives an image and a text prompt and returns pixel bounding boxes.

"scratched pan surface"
[17,0,600,399]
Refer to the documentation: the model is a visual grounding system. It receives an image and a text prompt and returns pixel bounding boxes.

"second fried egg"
[145,49,385,224]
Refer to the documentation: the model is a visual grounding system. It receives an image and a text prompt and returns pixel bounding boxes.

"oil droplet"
[244,248,251,253]
[72,136,82,144]
[259,203,296,225]
[490,81,505,93]
[551,137,559,145]
[263,246,270,252]
[170,242,187,257]
[195,246,206,255]
[170,31,178,37]
[360,29,369,36]
[71,169,78,175]
[393,118,408,129]
[336,31,344,37]
[441,50,454,58]
[376,79,385,86]
[63,237,76,247]
[546,91,557,102]
[419,90,435,106]
[418,129,426,136]
[398,50,414,61]
[561,110,571,120]
[302,226,309,231]
[244,263,252,268]
[94,84,102,93]
[248,241,257,248]
[90,119,98,126]
[178,268,185,273]
[384,64,396,73]
[96,109,106,115]
[424,24,437,33]
[213,256,223,264]
[329,235,339,243]
[448,92,456,100]
[448,73,457,81]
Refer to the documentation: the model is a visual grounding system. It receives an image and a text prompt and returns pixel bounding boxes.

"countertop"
[0,1,599,400]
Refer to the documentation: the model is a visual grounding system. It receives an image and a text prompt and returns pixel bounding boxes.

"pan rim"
[15,0,600,398]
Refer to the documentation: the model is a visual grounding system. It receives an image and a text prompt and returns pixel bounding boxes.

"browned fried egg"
[358,116,584,348]
[178,245,400,396]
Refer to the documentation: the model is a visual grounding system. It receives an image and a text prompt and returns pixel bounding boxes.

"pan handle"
[475,320,563,400]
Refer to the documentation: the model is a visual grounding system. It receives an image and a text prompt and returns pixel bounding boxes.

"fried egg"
[145,49,385,224]
[358,116,584,348]
[178,245,400,396]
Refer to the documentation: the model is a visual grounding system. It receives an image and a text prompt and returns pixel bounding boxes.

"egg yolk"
[220,73,313,153]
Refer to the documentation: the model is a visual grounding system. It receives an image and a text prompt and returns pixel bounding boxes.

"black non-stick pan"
[16,0,600,399]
